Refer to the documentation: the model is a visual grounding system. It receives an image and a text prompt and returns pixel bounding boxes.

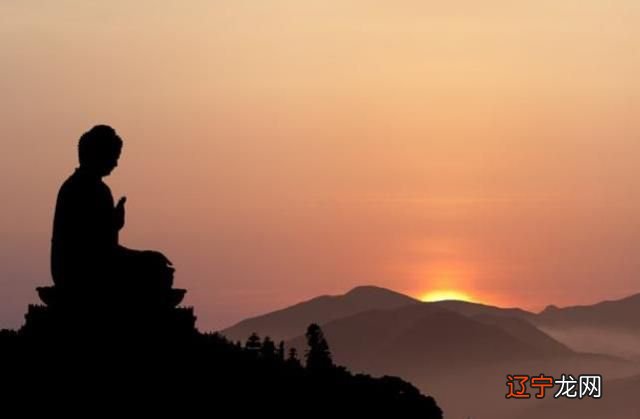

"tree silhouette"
[305,323,333,370]
[286,347,301,368]
[245,332,262,352]
[277,340,285,361]
[261,336,276,360]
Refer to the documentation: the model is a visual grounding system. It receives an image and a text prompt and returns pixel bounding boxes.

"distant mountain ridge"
[223,286,640,339]
[222,286,419,342]
[534,292,640,331]
[221,285,577,370]
[430,299,534,320]
[284,302,574,377]
[221,285,640,362]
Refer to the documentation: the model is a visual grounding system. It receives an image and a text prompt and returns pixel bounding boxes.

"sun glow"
[420,290,475,303]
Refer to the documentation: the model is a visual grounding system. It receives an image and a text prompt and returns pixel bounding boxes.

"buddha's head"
[78,125,123,177]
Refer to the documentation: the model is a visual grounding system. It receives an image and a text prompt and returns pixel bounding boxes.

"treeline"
[0,323,442,417]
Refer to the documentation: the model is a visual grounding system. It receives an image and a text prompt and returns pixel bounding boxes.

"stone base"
[21,285,197,341]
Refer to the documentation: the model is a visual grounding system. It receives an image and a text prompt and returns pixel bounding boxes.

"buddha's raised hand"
[115,196,127,230]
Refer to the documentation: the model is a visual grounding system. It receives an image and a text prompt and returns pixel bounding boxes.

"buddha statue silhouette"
[49,125,175,302]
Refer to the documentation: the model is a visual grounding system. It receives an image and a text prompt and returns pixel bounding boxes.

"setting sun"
[420,290,475,303]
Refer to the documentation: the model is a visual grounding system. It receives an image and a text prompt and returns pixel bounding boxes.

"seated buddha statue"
[48,125,177,305]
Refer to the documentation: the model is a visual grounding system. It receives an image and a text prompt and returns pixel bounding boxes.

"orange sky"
[1,1,639,331]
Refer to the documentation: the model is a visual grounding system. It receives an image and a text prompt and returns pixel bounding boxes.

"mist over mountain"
[532,293,640,360]
[535,293,640,331]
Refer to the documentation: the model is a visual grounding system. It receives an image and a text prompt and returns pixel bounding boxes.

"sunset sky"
[1,1,639,331]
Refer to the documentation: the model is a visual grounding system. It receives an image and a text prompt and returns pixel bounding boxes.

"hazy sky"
[1,1,639,331]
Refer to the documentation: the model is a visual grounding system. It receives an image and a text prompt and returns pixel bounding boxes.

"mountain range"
[222,285,640,419]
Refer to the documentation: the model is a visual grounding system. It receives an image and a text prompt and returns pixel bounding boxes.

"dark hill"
[0,326,442,417]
